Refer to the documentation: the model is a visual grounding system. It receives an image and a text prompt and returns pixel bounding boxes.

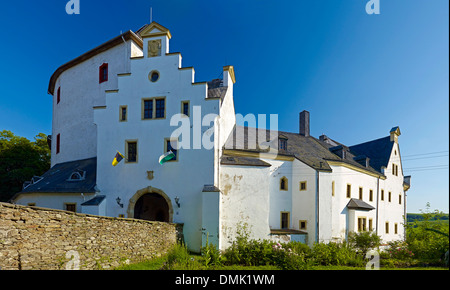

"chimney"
[299,110,310,137]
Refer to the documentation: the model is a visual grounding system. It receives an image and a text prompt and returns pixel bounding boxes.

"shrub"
[348,231,381,254]
[405,203,449,265]
[311,241,364,267]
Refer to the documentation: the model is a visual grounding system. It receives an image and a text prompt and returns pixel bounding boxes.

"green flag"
[159,150,175,165]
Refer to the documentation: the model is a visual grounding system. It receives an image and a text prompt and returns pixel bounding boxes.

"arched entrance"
[127,186,173,222]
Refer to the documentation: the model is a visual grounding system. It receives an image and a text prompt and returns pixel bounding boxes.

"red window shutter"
[56,134,60,154]
[99,63,108,83]
[57,87,61,104]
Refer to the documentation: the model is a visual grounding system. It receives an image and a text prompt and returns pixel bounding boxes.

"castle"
[12,22,411,252]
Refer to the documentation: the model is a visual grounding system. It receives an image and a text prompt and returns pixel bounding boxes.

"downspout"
[315,170,320,243]
[376,177,379,235]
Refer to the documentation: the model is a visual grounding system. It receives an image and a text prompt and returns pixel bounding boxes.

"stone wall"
[0,202,182,270]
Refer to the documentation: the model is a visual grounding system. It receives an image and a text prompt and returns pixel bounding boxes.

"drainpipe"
[315,170,320,243]
[376,178,379,235]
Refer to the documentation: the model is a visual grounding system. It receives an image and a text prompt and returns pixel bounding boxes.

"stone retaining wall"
[0,202,182,270]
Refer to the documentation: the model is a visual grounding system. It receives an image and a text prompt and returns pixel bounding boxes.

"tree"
[0,130,51,202]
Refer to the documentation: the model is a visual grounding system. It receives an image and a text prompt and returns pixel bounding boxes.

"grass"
[115,253,448,270]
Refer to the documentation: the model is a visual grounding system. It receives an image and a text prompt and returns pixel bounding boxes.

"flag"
[112,151,125,166]
[159,150,175,165]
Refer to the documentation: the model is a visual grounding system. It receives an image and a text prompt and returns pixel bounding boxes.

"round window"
[149,70,160,82]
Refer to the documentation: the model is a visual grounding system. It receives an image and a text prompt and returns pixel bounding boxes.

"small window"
[126,141,137,163]
[369,219,373,231]
[65,203,76,212]
[281,212,290,229]
[388,191,392,202]
[394,223,398,234]
[332,181,335,196]
[57,87,61,104]
[68,170,85,181]
[165,139,178,161]
[149,70,160,82]
[181,101,190,117]
[359,187,363,200]
[299,220,307,230]
[385,222,390,234]
[120,106,127,122]
[99,63,108,83]
[143,99,153,119]
[56,133,61,154]
[346,184,351,198]
[280,177,288,191]
[399,194,402,204]
[381,189,384,201]
[278,138,287,151]
[300,181,307,191]
[155,98,165,118]
[369,190,373,202]
[358,217,367,232]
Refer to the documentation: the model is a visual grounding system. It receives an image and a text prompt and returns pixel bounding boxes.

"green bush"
[406,203,449,265]
[348,231,381,254]
[310,241,364,266]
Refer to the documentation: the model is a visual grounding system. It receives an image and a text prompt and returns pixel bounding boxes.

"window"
[119,106,127,122]
[300,181,307,191]
[369,219,373,231]
[99,63,108,83]
[126,141,137,163]
[359,187,363,200]
[57,87,61,104]
[369,189,373,202]
[388,191,392,202]
[385,222,389,234]
[142,97,165,120]
[346,184,351,198]
[278,138,287,151]
[149,70,160,82]
[56,133,60,154]
[65,203,76,212]
[394,223,398,234]
[392,164,399,176]
[358,217,367,232]
[299,220,307,230]
[381,189,384,201]
[165,138,178,162]
[155,98,165,118]
[332,181,335,196]
[280,177,288,191]
[181,101,190,117]
[281,212,290,229]
[399,194,402,204]
[143,99,153,119]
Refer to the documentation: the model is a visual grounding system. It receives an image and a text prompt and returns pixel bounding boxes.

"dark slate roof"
[202,185,221,192]
[348,136,394,174]
[223,126,389,176]
[81,195,105,206]
[220,155,271,167]
[18,157,97,195]
[346,198,375,211]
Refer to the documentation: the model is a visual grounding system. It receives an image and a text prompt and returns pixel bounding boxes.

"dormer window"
[68,170,86,181]
[99,63,108,83]
[278,136,288,151]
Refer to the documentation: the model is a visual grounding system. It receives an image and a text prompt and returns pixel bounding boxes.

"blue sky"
[0,0,448,213]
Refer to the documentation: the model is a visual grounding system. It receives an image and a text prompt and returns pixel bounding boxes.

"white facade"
[13,22,409,253]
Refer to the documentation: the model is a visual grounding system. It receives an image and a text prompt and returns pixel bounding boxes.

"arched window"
[68,170,86,181]
[280,177,288,191]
